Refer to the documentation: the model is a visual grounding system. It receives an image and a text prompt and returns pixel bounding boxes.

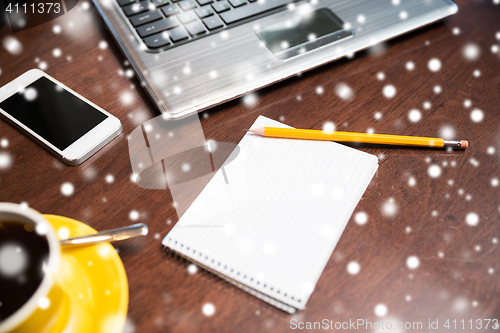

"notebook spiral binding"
[164,247,298,314]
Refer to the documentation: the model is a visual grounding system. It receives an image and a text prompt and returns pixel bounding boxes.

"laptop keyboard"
[117,0,297,50]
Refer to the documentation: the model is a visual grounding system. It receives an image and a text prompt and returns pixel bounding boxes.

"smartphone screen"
[0,77,108,150]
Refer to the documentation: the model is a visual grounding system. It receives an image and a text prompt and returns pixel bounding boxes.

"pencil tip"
[243,129,250,132]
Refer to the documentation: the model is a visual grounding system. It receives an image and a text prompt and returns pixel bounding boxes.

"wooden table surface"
[1,0,500,332]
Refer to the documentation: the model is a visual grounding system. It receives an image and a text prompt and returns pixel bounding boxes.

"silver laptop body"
[92,0,457,118]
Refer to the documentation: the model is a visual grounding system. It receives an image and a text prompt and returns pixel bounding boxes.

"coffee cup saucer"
[44,215,128,333]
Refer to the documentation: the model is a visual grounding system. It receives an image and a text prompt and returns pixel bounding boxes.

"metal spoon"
[60,223,148,247]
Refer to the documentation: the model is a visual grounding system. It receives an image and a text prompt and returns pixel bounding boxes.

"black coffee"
[0,220,50,321]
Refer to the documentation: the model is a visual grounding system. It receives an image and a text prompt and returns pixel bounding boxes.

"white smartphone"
[0,69,122,165]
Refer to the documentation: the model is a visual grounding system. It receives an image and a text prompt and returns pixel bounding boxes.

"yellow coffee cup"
[0,203,70,333]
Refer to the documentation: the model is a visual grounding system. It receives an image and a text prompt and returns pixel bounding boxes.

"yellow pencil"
[247,127,469,149]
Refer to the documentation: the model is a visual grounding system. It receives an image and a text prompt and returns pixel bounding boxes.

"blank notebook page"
[163,116,378,311]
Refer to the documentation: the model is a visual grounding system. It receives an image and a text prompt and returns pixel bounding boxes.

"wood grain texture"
[1,0,500,332]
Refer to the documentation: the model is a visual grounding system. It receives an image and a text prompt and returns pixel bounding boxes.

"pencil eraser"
[461,140,469,148]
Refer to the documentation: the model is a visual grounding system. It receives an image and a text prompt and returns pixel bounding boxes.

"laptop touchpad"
[256,8,353,61]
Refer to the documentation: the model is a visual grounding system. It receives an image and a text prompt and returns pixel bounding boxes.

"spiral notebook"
[162,116,378,313]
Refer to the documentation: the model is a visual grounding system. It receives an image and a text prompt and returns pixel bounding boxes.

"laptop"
[92,0,457,118]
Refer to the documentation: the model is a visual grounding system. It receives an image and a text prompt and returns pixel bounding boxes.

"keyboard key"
[143,31,171,48]
[136,17,179,37]
[202,15,223,30]
[178,0,197,10]
[123,1,149,16]
[161,3,180,16]
[178,10,197,24]
[185,20,206,35]
[117,0,135,7]
[228,0,246,7]
[151,0,171,7]
[129,10,162,27]
[220,0,292,24]
[197,0,213,5]
[195,5,214,18]
[168,26,189,42]
[211,0,230,13]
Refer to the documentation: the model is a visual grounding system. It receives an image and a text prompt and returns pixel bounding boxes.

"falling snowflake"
[129,210,139,221]
[105,174,115,184]
[463,43,481,61]
[405,61,415,71]
[99,41,108,50]
[465,212,479,226]
[335,83,354,101]
[322,122,335,134]
[428,58,441,72]
[374,304,388,317]
[38,297,50,309]
[463,99,472,108]
[0,244,28,277]
[376,72,385,80]
[406,256,420,269]
[52,48,62,57]
[58,227,70,239]
[399,11,408,19]
[450,299,468,316]
[347,261,361,275]
[491,178,499,187]
[374,111,382,120]
[0,138,8,148]
[433,85,442,94]
[202,303,215,316]
[354,211,368,225]
[315,86,324,95]
[121,92,133,105]
[469,158,479,167]
[82,166,97,180]
[439,125,456,139]
[470,109,484,123]
[382,198,398,217]
[61,182,74,196]
[382,84,396,99]
[3,36,23,55]
[428,165,442,178]
[187,264,198,274]
[408,109,421,123]
[241,93,258,107]
[53,25,62,34]
[408,177,416,187]
[23,87,37,101]
[357,15,366,24]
